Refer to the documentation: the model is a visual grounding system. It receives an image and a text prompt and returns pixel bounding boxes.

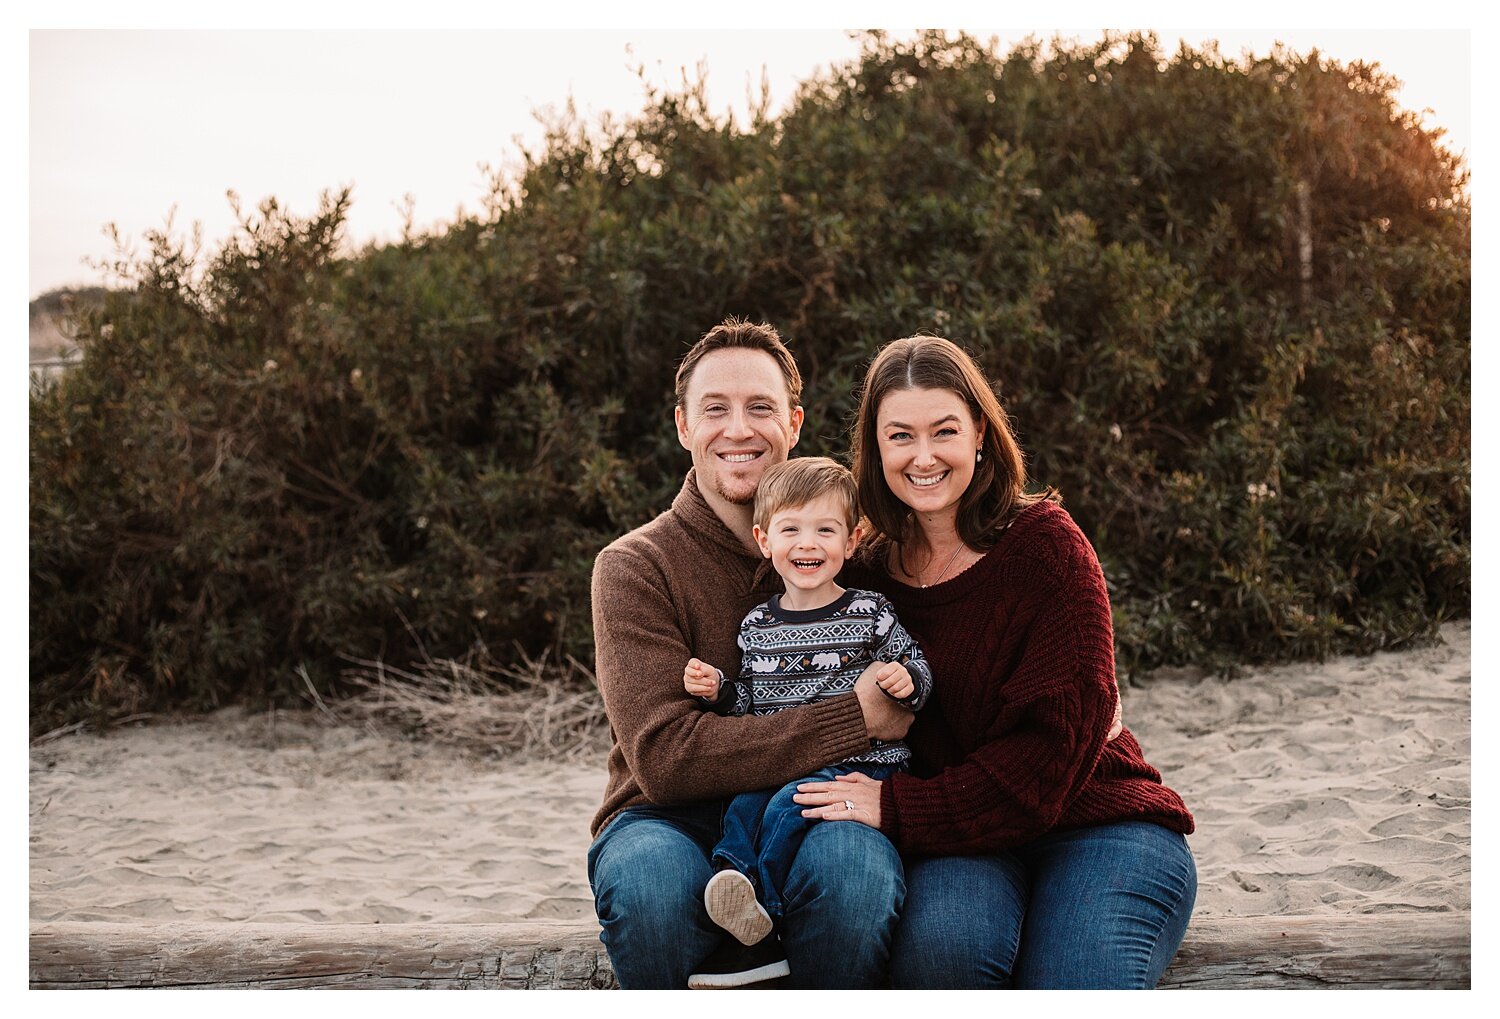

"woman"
[795,335,1196,989]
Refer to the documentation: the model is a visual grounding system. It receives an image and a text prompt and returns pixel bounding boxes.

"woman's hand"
[793,771,883,828]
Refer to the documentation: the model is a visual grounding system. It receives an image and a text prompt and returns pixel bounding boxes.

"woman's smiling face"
[875,387,983,517]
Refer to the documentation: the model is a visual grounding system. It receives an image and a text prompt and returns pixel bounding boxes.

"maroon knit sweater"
[846,500,1194,858]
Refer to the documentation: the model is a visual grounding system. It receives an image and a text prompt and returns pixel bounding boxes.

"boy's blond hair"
[753,457,859,533]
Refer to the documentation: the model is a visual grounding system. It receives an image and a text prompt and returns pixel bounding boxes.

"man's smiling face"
[675,347,804,513]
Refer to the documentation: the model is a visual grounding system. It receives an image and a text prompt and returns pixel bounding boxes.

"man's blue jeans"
[889,821,1197,988]
[587,798,904,989]
[713,762,898,922]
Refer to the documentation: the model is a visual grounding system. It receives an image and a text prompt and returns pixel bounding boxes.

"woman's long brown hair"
[851,335,1058,558]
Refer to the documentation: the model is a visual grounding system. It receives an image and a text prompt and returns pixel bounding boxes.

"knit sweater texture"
[704,588,933,766]
[588,470,872,836]
[844,500,1195,858]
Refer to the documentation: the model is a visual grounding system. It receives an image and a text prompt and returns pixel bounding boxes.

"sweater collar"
[672,468,767,563]
[877,501,1054,607]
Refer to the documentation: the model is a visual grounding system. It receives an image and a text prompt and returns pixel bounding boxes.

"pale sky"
[28,25,1472,300]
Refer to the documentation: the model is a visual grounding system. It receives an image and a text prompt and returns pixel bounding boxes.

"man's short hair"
[675,317,803,409]
[753,457,859,532]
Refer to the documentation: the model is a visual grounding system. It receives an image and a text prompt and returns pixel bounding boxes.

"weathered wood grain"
[29,922,617,989]
[1159,913,1471,989]
[30,913,1469,989]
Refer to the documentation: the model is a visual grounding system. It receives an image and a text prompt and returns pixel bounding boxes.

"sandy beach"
[29,621,1470,928]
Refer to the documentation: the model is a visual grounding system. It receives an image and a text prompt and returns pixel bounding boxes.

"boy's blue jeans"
[713,761,899,922]
[587,793,904,989]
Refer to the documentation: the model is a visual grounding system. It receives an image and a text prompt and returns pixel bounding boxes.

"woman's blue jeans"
[890,821,1197,989]
[587,799,904,989]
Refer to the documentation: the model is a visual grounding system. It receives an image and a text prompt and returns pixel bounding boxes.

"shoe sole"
[704,870,773,946]
[687,957,791,989]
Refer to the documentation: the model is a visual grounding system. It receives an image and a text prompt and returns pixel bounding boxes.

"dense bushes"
[30,32,1468,731]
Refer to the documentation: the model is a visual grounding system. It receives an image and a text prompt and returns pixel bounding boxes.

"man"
[586,318,913,989]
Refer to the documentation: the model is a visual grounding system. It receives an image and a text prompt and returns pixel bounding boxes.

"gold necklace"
[918,542,966,588]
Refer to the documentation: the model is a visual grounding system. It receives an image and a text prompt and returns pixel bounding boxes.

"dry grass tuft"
[335,644,609,762]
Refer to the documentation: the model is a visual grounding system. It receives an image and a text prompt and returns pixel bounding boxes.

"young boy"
[682,456,932,958]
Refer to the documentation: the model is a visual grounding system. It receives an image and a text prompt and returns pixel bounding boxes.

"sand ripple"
[31,715,607,924]
[31,622,1468,923]
[1122,621,1469,917]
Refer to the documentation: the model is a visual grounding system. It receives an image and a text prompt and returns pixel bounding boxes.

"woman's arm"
[802,527,1120,851]
[877,537,1120,856]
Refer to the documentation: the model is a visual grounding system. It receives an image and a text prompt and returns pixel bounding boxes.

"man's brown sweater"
[588,470,873,836]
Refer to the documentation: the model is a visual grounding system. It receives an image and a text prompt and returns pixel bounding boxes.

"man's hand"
[855,662,914,741]
[683,658,721,699]
[872,661,915,701]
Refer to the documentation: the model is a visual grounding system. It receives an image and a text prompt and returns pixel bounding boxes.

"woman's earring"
[976,449,983,463]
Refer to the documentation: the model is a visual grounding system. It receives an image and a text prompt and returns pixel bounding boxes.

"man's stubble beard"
[712,472,758,507]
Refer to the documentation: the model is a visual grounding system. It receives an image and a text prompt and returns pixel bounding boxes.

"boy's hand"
[683,658,721,698]
[855,667,913,740]
[873,662,914,700]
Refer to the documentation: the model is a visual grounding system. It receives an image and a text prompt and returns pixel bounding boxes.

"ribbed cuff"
[697,671,736,714]
[880,685,923,709]
[810,693,874,765]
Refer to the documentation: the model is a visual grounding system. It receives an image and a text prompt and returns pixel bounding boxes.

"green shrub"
[30,31,1468,731]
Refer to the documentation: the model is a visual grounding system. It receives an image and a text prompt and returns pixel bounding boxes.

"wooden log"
[30,913,1469,989]
[29,921,617,989]
[1160,913,1471,989]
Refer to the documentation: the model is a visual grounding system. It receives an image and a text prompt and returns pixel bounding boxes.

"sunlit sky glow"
[28,21,1471,299]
